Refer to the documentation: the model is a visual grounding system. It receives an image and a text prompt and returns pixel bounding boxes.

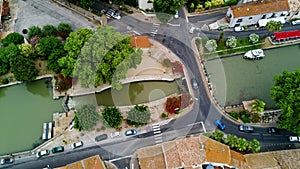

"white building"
[226,0,300,27]
[138,0,153,11]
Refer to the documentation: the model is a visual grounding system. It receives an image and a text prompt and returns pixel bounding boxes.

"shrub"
[163,58,172,67]
[251,113,261,123]
[28,26,43,39]
[229,111,239,120]
[249,33,259,44]
[205,39,217,52]
[240,110,251,123]
[226,36,237,48]
[1,78,9,84]
[42,24,58,37]
[161,113,167,118]
[1,32,24,47]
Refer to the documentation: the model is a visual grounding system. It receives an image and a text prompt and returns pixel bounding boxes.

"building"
[138,0,154,11]
[136,135,247,169]
[1,0,9,20]
[226,0,300,27]
[55,155,107,169]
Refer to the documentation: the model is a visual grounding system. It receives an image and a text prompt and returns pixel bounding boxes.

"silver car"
[239,125,254,132]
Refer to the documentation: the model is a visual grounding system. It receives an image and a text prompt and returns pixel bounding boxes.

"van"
[292,20,300,25]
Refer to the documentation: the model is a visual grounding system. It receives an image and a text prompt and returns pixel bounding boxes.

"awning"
[274,30,300,41]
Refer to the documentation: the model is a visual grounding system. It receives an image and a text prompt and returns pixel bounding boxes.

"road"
[2,5,300,169]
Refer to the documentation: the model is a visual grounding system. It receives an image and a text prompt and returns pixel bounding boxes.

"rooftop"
[130,36,151,48]
[231,0,290,18]
[55,155,106,169]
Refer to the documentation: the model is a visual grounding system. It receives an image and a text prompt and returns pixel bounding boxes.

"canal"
[0,78,62,156]
[204,45,300,109]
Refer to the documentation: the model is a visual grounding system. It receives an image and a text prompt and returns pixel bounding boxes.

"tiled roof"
[1,1,9,16]
[137,145,166,169]
[130,36,151,48]
[231,0,290,18]
[55,155,106,169]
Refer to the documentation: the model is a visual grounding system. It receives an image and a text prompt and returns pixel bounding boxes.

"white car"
[36,150,50,158]
[289,136,300,142]
[111,132,121,138]
[71,141,83,149]
[234,26,245,32]
[174,11,179,19]
[292,20,300,25]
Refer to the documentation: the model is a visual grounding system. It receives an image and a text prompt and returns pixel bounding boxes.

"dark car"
[51,146,64,153]
[1,157,14,165]
[268,127,279,134]
[95,134,108,142]
[239,125,254,132]
[215,120,226,131]
[125,129,137,136]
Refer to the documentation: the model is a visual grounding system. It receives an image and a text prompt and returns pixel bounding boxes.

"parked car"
[268,127,279,134]
[289,136,300,142]
[217,26,225,31]
[1,157,14,165]
[215,120,226,131]
[125,129,137,136]
[71,141,83,149]
[189,27,195,34]
[292,20,300,25]
[234,26,245,32]
[239,125,254,132]
[51,146,64,153]
[191,78,198,89]
[95,134,108,142]
[112,13,121,20]
[36,150,50,158]
[174,11,179,19]
[111,132,121,138]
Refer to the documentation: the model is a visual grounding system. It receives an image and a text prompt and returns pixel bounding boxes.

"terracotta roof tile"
[1,2,9,16]
[231,0,290,18]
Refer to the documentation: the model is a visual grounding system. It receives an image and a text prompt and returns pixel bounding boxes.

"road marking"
[154,131,161,134]
[186,121,202,127]
[155,140,163,143]
[167,23,181,27]
[109,155,133,162]
[154,133,162,137]
[200,121,206,133]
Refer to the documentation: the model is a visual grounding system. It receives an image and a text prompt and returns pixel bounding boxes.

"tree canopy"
[126,105,151,126]
[102,106,123,129]
[251,99,266,113]
[249,33,259,44]
[36,37,64,58]
[47,49,66,73]
[271,69,300,135]
[42,24,58,37]
[1,32,24,47]
[10,55,38,81]
[75,104,100,131]
[28,26,43,39]
[226,36,237,48]
[75,26,142,89]
[153,0,185,22]
[265,20,283,32]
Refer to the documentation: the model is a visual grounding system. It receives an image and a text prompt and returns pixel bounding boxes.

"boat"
[244,49,265,59]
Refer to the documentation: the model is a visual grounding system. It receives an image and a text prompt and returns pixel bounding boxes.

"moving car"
[36,150,50,158]
[51,146,64,153]
[239,125,254,132]
[71,141,83,149]
[1,157,14,165]
[268,127,279,134]
[125,129,137,136]
[191,78,198,89]
[215,120,226,131]
[234,26,245,32]
[95,134,108,142]
[289,136,300,142]
[111,132,121,138]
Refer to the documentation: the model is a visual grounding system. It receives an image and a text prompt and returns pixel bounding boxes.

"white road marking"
[109,155,133,162]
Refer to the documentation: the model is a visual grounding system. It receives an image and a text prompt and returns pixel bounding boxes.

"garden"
[186,0,238,13]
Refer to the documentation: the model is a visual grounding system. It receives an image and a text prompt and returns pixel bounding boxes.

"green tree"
[126,105,151,126]
[47,49,66,73]
[153,0,186,22]
[236,138,249,152]
[75,26,142,89]
[75,104,100,131]
[251,112,261,123]
[226,36,237,48]
[10,55,38,81]
[224,134,238,149]
[204,1,212,9]
[19,44,36,59]
[265,20,283,31]
[42,24,58,37]
[205,39,217,52]
[211,0,224,7]
[251,99,266,113]
[249,33,259,44]
[57,23,73,39]
[211,130,224,142]
[271,69,300,135]
[1,32,24,47]
[28,26,43,39]
[248,139,260,153]
[79,0,95,9]
[36,37,64,58]
[73,114,83,131]
[102,106,123,129]
[59,28,94,77]
[0,45,16,75]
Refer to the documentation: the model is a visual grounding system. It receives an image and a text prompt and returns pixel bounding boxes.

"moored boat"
[244,49,265,59]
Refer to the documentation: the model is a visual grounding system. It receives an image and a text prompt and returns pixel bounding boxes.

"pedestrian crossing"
[150,23,160,37]
[152,124,163,143]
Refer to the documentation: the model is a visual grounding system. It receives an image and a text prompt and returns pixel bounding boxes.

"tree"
[236,138,249,151]
[79,0,95,9]
[153,0,186,22]
[36,37,64,59]
[271,69,300,135]
[126,105,151,126]
[204,1,212,9]
[75,104,100,131]
[211,0,224,7]
[249,33,259,44]
[251,99,266,113]
[265,20,283,31]
[42,24,58,37]
[226,36,237,48]
[224,134,238,149]
[1,32,24,47]
[75,26,142,89]
[211,130,224,142]
[28,26,43,39]
[10,55,38,81]
[0,44,18,75]
[47,49,66,73]
[102,106,123,128]
[57,23,73,39]
[205,39,217,52]
[59,28,94,77]
[248,139,260,153]
[19,44,36,59]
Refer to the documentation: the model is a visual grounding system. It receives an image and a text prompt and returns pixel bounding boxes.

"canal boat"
[244,49,265,59]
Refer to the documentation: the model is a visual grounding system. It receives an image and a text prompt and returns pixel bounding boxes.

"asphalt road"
[2,5,300,169]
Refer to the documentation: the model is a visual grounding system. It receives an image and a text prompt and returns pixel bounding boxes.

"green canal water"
[204,45,300,109]
[0,78,63,156]
[73,80,180,107]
